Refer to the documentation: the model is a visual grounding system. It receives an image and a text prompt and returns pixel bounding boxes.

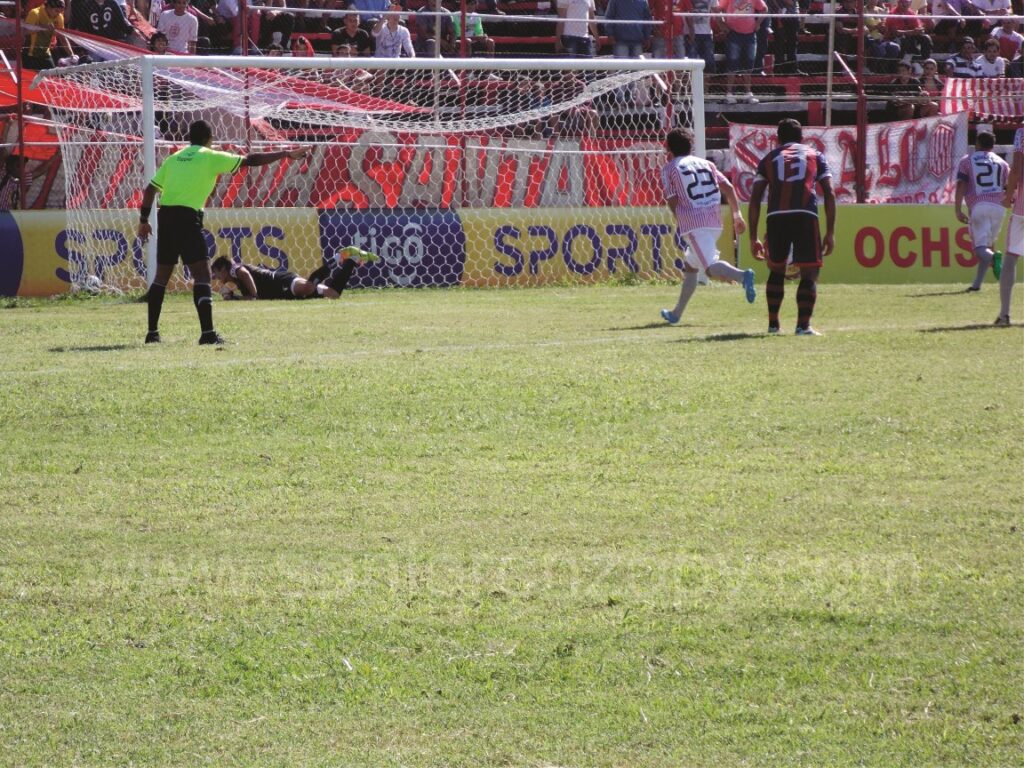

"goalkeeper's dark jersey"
[233,263,299,300]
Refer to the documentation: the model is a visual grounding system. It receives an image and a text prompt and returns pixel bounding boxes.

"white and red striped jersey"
[956,150,1010,210]
[1013,128,1024,217]
[661,155,728,234]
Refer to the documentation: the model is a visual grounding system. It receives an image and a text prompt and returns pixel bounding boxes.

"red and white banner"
[941,77,1024,120]
[728,112,969,205]
[2,123,667,211]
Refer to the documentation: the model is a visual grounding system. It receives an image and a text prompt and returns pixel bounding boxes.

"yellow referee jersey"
[150,145,243,211]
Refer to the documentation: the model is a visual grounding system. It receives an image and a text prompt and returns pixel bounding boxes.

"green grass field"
[0,283,1021,767]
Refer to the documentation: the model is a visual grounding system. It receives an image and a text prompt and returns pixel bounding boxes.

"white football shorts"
[1006,213,1023,257]
[968,202,1007,250]
[682,228,723,272]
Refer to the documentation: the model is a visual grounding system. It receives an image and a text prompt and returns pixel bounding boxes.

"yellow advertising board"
[741,205,1014,284]
[2,209,321,296]
[463,205,1015,287]
[460,207,701,287]
[1,205,1017,296]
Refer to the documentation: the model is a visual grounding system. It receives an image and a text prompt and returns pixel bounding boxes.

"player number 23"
[682,168,718,202]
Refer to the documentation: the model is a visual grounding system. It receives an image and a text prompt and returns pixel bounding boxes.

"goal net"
[34,55,705,292]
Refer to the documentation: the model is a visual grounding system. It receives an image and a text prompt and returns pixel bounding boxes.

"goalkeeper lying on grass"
[211,248,377,301]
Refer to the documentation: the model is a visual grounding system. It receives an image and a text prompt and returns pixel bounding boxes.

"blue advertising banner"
[317,209,467,288]
[0,212,24,296]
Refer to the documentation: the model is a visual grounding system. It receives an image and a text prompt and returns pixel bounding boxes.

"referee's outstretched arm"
[242,148,310,167]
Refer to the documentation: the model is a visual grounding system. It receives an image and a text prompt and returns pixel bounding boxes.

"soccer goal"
[35,55,705,292]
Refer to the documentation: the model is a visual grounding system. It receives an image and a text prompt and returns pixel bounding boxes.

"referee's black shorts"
[766,212,822,270]
[156,206,208,266]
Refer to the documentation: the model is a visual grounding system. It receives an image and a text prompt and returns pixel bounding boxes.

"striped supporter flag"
[941,78,1024,121]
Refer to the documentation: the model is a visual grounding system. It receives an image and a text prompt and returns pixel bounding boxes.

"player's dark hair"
[4,155,20,175]
[976,131,995,150]
[211,256,231,273]
[188,120,213,146]
[665,129,693,157]
[777,119,803,145]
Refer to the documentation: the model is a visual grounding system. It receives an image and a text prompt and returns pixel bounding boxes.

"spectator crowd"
[5,0,1021,66]
[2,0,1022,114]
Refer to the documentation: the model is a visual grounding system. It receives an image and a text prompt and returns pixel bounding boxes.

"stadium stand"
[0,0,1021,194]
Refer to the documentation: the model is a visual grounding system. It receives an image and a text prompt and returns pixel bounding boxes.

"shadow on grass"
[49,344,134,353]
[674,331,766,343]
[919,324,1014,334]
[905,289,973,298]
[608,322,688,331]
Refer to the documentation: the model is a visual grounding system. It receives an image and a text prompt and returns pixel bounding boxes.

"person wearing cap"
[945,36,982,76]
[23,0,74,70]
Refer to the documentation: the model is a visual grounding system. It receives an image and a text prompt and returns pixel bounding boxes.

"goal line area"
[34,56,705,293]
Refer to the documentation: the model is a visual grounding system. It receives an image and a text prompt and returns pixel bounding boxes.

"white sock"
[707,260,746,283]
[673,272,700,317]
[972,248,993,289]
[999,253,1019,318]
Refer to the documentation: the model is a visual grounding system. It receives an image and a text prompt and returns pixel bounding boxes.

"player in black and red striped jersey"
[747,119,837,336]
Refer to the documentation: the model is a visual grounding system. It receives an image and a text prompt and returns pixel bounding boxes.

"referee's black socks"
[147,283,166,333]
[193,282,214,334]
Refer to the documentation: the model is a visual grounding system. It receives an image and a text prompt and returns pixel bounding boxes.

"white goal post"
[35,55,707,292]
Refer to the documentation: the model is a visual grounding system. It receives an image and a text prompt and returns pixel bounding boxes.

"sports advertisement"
[0,204,1015,296]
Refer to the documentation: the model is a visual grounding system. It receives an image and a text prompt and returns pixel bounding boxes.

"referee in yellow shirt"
[136,120,309,345]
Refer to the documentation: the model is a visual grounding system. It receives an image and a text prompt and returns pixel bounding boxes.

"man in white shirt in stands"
[373,3,415,57]
[974,37,1008,77]
[158,0,200,53]
[556,0,599,57]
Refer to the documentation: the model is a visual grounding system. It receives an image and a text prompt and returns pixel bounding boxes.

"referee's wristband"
[140,205,152,224]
